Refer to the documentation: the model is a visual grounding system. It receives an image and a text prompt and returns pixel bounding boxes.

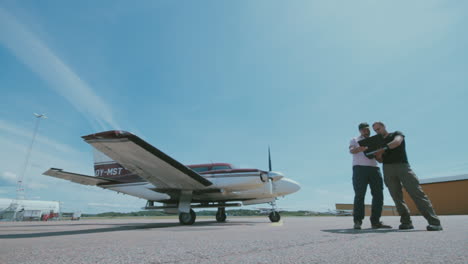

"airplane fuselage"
[98,163,300,205]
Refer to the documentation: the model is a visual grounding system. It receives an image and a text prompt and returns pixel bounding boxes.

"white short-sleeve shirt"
[350,136,378,167]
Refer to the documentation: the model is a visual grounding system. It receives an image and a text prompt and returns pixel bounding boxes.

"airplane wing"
[43,168,118,186]
[82,130,213,190]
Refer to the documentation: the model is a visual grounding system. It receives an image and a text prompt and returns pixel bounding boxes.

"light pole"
[10,113,47,221]
[15,113,47,200]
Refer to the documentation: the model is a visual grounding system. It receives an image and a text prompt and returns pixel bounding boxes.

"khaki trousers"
[383,163,440,225]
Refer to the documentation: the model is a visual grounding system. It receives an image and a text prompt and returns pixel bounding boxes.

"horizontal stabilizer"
[43,168,118,186]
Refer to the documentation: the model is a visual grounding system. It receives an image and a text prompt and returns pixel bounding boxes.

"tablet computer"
[358,135,386,156]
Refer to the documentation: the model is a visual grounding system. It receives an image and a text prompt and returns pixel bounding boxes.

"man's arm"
[349,139,367,154]
[386,135,404,149]
[374,134,404,162]
[350,145,368,154]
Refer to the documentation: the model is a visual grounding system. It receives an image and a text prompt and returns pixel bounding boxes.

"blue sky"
[1,1,467,213]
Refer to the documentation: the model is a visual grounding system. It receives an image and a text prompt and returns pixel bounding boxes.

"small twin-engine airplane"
[43,130,300,225]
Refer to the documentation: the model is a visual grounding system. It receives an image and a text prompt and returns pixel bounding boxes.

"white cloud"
[0,129,91,199]
[1,171,17,184]
[0,119,79,155]
[0,118,92,174]
[26,182,48,190]
[0,7,119,130]
[1,171,47,190]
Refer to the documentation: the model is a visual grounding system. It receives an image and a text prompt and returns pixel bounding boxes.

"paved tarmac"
[0,215,467,264]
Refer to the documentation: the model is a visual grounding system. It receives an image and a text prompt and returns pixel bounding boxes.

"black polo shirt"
[383,131,409,164]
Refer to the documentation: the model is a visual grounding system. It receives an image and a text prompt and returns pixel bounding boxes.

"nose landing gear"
[268,211,281,222]
[268,200,281,223]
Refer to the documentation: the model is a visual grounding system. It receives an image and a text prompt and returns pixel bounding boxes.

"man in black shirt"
[372,122,443,231]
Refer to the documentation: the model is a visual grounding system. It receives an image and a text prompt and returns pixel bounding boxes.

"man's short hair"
[358,122,370,130]
[373,121,385,127]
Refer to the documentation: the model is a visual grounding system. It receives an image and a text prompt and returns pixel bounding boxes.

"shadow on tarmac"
[321,228,425,234]
[0,220,259,239]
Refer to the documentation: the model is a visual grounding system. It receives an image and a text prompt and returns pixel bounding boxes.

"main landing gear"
[178,207,227,225]
[179,209,196,225]
[178,191,196,225]
[216,207,227,222]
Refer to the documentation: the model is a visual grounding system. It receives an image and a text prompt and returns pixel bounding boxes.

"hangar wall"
[403,174,468,215]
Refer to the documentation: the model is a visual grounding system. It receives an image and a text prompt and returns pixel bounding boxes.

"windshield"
[191,167,210,173]
[211,165,231,170]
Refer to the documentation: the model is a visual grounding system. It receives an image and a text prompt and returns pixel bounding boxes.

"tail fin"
[93,149,136,181]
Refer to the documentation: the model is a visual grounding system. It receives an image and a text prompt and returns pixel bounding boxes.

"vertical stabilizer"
[92,149,140,182]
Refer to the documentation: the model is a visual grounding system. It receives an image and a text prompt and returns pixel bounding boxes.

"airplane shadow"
[0,220,260,239]
[321,228,425,235]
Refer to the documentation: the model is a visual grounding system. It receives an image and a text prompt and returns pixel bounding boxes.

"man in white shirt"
[349,122,391,229]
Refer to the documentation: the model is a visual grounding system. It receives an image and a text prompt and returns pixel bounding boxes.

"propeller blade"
[268,146,272,172]
[267,179,273,195]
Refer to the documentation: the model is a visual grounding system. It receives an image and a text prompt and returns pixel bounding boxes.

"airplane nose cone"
[288,178,301,194]
[278,178,301,195]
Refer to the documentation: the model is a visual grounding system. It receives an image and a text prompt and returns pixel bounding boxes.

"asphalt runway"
[0,215,467,264]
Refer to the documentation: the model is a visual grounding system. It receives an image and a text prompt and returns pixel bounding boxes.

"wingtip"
[82,130,132,140]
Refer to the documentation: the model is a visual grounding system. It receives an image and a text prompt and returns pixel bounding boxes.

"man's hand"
[375,148,385,163]
[358,146,368,152]
[350,146,368,154]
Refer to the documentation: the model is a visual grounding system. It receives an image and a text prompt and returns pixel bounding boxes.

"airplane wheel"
[269,211,281,222]
[216,211,226,222]
[179,209,196,225]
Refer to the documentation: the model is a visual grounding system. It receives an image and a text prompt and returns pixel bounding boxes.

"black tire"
[269,211,281,222]
[179,209,196,225]
[216,210,227,222]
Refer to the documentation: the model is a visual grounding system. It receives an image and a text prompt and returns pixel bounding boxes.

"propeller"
[266,146,279,214]
[267,146,275,195]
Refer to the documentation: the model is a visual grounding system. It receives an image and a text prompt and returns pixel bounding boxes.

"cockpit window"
[211,165,231,170]
[191,167,210,173]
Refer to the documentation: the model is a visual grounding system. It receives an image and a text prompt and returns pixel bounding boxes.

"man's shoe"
[372,222,392,229]
[354,221,362,230]
[398,223,414,230]
[427,225,443,231]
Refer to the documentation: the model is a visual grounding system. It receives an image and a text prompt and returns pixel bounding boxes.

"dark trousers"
[383,163,440,225]
[352,166,384,224]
